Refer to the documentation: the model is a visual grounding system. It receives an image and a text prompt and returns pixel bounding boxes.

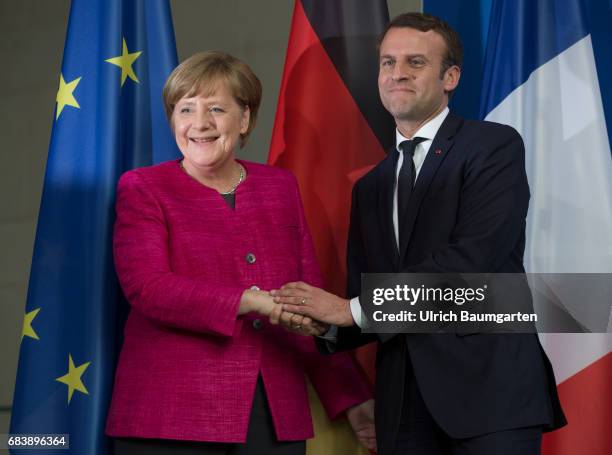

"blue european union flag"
[10,1,178,453]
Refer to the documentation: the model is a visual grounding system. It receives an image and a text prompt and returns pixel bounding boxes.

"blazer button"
[245,253,256,264]
[252,319,263,330]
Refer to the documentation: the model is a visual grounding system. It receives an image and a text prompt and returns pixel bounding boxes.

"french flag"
[480,0,612,453]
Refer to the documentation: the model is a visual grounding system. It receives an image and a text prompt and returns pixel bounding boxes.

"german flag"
[268,1,394,453]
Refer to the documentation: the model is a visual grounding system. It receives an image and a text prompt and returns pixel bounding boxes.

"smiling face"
[378,27,459,126]
[172,80,250,174]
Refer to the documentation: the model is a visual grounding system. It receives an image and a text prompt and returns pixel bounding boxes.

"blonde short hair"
[163,51,262,147]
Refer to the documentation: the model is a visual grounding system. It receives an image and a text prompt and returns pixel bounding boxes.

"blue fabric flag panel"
[10,1,178,454]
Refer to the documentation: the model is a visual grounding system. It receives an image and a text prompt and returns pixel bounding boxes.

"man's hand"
[268,304,329,336]
[346,399,376,451]
[270,281,355,327]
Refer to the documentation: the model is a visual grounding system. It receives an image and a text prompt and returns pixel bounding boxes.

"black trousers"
[113,377,306,455]
[393,357,542,455]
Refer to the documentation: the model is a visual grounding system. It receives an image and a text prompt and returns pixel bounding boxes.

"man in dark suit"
[271,12,566,455]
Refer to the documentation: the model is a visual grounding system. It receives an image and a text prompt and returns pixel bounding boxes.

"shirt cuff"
[350,297,369,329]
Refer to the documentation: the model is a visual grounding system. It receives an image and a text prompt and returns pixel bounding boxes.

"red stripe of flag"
[543,352,612,455]
[268,0,391,386]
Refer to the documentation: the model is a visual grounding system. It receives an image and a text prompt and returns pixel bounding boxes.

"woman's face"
[172,81,250,172]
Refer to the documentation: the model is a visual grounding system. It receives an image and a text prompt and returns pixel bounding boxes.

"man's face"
[378,27,459,123]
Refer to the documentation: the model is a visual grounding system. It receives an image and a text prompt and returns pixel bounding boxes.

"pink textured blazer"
[105,159,370,443]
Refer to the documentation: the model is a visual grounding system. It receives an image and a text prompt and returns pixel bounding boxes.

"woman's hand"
[239,289,276,316]
[346,399,376,451]
[268,304,329,336]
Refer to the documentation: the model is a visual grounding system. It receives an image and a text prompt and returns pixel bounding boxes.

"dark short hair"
[379,12,463,78]
[163,51,262,147]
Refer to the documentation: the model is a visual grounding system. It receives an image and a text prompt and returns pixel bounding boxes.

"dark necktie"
[397,138,426,229]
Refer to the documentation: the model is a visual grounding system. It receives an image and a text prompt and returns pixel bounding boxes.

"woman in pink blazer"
[105,51,373,454]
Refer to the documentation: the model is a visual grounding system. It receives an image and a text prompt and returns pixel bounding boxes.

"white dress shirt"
[349,107,450,328]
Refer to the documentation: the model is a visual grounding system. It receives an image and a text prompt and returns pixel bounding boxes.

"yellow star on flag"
[56,354,91,404]
[22,308,41,341]
[105,38,142,86]
[56,74,81,120]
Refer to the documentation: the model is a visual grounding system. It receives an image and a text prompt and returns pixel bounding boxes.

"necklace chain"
[219,164,245,195]
[179,161,245,195]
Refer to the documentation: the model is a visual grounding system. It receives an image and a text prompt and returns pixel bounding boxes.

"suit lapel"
[377,150,400,268]
[399,112,464,261]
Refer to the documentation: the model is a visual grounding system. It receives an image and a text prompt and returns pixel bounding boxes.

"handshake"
[240,281,356,337]
[239,282,376,452]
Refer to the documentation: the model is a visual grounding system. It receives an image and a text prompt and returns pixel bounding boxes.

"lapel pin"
[434,149,442,155]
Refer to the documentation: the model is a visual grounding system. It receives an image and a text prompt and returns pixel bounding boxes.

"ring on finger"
[300,298,306,305]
